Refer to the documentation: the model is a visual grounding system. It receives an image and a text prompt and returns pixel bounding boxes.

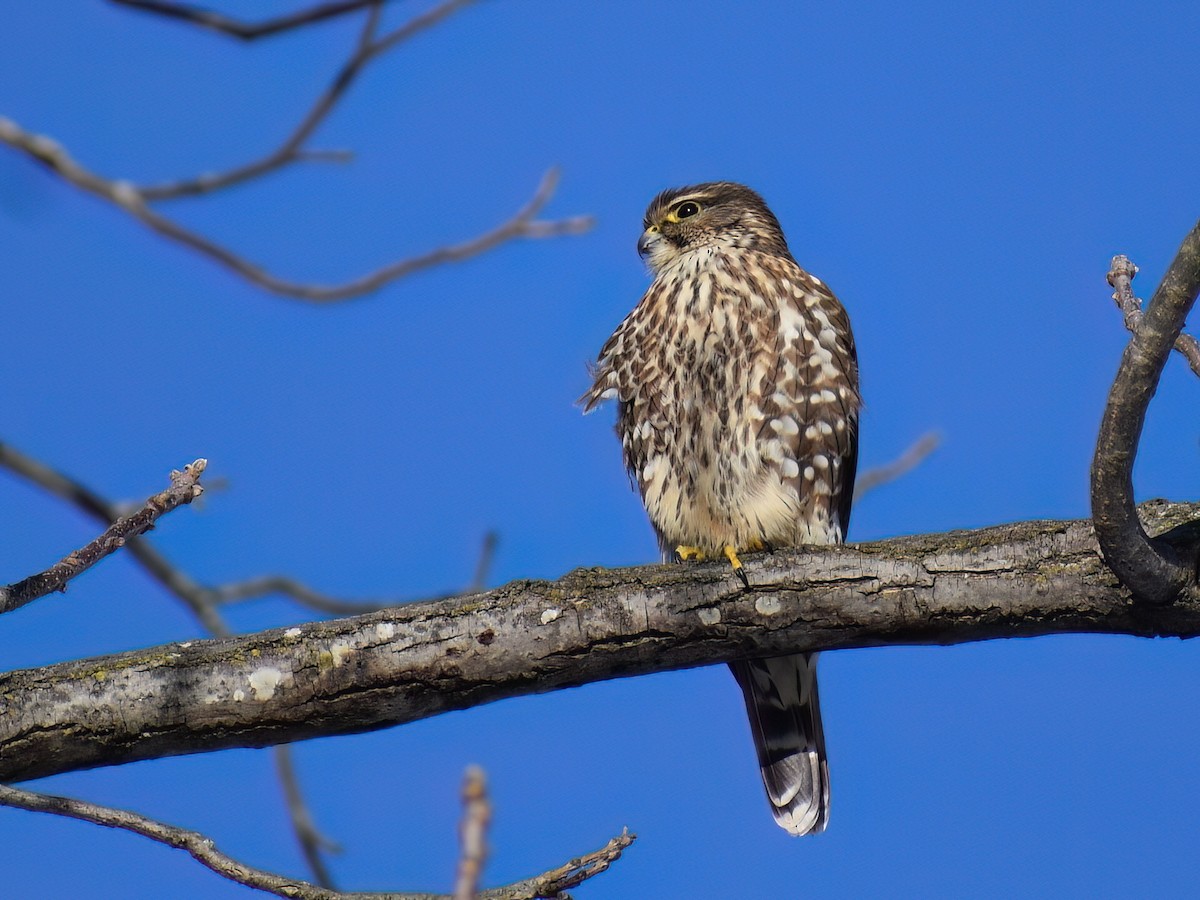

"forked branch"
[0,1,592,301]
[0,782,632,899]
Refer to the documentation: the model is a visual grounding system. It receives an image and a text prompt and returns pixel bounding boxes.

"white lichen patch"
[754,597,782,616]
[283,627,302,639]
[179,642,193,649]
[375,622,396,641]
[329,641,353,667]
[697,608,721,626]
[540,607,562,625]
[233,689,246,702]
[248,667,283,702]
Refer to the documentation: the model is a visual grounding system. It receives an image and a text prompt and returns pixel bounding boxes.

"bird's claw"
[724,545,751,588]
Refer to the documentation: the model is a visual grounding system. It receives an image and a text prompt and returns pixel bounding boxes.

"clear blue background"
[3,2,1200,897]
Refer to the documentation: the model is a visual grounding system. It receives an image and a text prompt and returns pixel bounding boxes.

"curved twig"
[1091,230,1200,604]
[136,0,476,201]
[0,783,632,900]
[0,116,591,302]
[853,431,940,501]
[0,0,593,301]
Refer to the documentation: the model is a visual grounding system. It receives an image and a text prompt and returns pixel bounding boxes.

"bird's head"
[637,182,791,272]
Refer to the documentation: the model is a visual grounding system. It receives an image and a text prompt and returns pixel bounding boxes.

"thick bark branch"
[1092,227,1200,604]
[3,501,1200,784]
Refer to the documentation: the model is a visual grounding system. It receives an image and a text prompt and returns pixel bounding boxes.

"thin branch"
[853,431,941,501]
[454,767,490,900]
[468,532,499,594]
[0,441,399,623]
[108,0,389,41]
[275,746,342,890]
[0,0,593,301]
[0,442,227,634]
[0,443,339,885]
[497,828,635,900]
[0,459,206,615]
[135,0,477,201]
[0,783,632,900]
[1108,254,1200,378]
[0,115,592,301]
[1091,236,1200,605]
[211,576,394,616]
[6,498,1200,783]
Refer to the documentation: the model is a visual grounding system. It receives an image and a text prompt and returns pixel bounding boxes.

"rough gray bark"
[1092,234,1200,604]
[3,500,1200,784]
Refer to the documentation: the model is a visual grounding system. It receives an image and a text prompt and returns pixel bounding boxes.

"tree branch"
[109,0,391,42]
[4,499,1200,784]
[0,443,344,883]
[0,783,632,900]
[0,116,591,302]
[0,441,415,624]
[0,459,206,616]
[135,0,478,201]
[853,431,941,501]
[1107,254,1200,378]
[274,745,342,889]
[0,1,593,301]
[1091,229,1200,604]
[454,767,490,900]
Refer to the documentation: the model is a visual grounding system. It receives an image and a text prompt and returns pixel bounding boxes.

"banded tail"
[730,652,829,835]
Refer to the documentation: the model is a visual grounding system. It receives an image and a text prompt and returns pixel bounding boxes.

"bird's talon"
[675,545,706,562]
[723,545,751,587]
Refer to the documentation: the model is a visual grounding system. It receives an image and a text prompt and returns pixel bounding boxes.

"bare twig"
[274,746,342,890]
[0,784,343,900]
[499,828,635,899]
[1108,255,1200,378]
[0,442,226,633]
[211,576,393,616]
[454,767,490,900]
[0,459,206,615]
[0,0,593,301]
[853,432,941,501]
[468,532,500,593]
[1092,236,1200,605]
[109,0,389,41]
[0,783,632,900]
[135,0,477,201]
[0,443,339,884]
[0,116,590,302]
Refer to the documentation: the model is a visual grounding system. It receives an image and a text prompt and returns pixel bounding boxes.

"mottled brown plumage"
[582,182,860,835]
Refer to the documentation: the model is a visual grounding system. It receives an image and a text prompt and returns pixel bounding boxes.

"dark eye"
[675,201,701,219]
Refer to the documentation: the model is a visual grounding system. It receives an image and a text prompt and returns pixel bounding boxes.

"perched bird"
[581,182,860,835]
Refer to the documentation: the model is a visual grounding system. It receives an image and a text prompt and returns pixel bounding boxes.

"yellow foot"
[723,545,751,588]
[675,545,706,561]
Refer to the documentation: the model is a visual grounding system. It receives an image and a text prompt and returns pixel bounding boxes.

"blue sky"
[3,1,1200,896]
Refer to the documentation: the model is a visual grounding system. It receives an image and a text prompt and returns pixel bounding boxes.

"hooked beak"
[637,226,660,259]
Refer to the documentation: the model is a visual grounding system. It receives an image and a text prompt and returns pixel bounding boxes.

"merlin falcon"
[581,182,860,835]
